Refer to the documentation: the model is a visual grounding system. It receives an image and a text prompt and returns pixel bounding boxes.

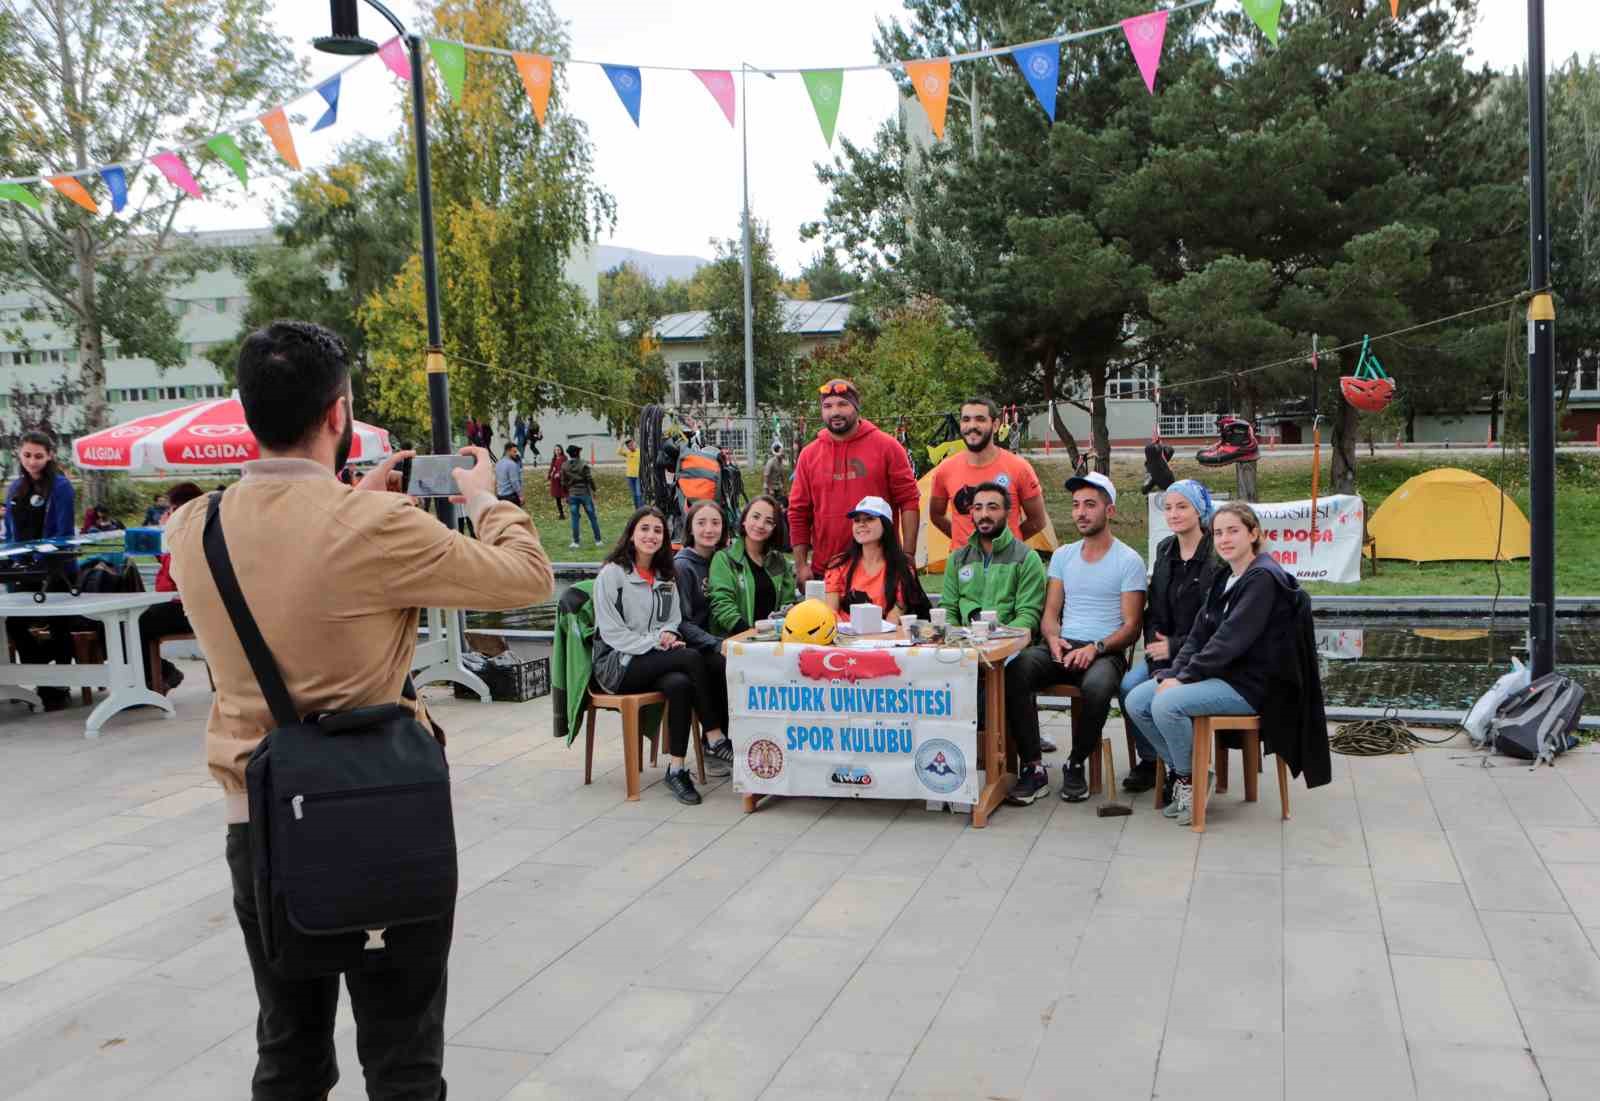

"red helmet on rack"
[1340,375,1396,413]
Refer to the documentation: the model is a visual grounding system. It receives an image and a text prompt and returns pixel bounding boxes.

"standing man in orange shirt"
[929,397,1048,551]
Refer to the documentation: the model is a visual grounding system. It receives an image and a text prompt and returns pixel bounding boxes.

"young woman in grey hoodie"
[594,506,728,805]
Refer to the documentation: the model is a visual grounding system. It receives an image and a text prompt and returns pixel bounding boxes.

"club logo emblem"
[914,738,967,795]
[747,739,783,780]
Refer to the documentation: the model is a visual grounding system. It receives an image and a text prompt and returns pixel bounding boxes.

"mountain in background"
[596,245,709,284]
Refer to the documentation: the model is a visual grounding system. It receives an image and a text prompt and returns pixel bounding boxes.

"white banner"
[1147,492,1365,584]
[727,641,980,803]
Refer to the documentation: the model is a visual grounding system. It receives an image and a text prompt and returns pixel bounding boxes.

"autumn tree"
[698,218,801,415]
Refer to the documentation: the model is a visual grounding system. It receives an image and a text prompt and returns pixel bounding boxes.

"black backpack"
[1491,672,1585,764]
[202,494,457,979]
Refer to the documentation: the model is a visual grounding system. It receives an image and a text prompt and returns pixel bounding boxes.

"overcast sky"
[179,1,1600,275]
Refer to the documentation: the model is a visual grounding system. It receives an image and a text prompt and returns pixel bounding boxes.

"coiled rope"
[1330,709,1460,756]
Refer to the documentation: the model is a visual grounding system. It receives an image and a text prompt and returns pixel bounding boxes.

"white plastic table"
[411,607,491,702]
[0,591,178,737]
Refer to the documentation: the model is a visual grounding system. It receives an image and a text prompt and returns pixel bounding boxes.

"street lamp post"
[315,0,454,527]
[1525,0,1556,676]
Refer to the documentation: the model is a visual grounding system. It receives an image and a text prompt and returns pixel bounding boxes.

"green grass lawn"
[108,449,1600,597]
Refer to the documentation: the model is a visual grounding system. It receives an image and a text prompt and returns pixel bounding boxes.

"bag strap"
[202,492,299,728]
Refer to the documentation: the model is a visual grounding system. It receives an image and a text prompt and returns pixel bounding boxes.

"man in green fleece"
[941,482,1051,804]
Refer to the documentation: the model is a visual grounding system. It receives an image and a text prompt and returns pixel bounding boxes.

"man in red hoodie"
[790,378,922,588]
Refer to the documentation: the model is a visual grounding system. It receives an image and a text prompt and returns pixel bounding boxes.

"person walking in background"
[548,446,568,520]
[763,441,790,504]
[620,435,642,507]
[514,415,529,454]
[495,444,524,507]
[561,443,602,549]
[788,378,920,591]
[929,396,1047,551]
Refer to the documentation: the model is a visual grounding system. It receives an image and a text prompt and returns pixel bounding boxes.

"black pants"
[1004,643,1126,766]
[497,492,522,507]
[138,601,191,689]
[226,825,449,1100]
[616,647,727,757]
[5,616,74,666]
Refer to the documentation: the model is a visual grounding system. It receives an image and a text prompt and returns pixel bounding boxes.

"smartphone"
[403,454,475,498]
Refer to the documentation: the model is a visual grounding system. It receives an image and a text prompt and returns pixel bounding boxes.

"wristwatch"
[1093,639,1107,655]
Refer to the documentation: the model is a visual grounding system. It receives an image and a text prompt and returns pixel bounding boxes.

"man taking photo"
[166,320,555,1100]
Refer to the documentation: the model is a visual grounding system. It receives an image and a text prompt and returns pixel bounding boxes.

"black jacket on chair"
[1162,553,1331,787]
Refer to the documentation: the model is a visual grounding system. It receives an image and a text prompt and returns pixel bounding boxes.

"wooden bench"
[1153,715,1291,832]
[583,691,705,801]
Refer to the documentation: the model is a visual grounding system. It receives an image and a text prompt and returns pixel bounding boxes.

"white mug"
[929,607,949,628]
[805,580,827,602]
[979,610,999,624]
[969,619,991,643]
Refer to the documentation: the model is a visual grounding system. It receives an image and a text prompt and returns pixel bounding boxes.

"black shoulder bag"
[203,494,457,979]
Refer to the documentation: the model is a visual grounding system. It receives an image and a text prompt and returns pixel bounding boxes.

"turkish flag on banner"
[796,649,903,683]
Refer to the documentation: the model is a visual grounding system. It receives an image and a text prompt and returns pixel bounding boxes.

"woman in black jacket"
[1118,480,1223,795]
[672,500,734,776]
[1123,502,1307,826]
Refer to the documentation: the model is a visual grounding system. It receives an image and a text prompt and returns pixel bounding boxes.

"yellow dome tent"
[1366,467,1530,563]
[915,470,1059,573]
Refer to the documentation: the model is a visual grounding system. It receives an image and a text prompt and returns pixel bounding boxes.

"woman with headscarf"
[1118,479,1223,799]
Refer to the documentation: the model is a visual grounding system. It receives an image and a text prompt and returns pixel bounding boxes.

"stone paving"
[2,663,1599,1100]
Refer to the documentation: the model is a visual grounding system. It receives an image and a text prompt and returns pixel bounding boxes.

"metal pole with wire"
[1525,0,1556,676]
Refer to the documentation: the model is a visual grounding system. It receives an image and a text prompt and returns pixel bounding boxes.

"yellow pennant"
[47,176,98,214]
[259,107,300,171]
[905,58,951,140]
[514,53,553,125]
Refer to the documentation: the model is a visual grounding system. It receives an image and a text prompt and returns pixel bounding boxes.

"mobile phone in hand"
[403,454,475,498]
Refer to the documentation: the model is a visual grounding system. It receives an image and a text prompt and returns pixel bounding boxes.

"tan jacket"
[167,459,554,798]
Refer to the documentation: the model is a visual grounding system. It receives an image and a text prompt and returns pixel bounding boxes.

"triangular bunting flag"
[0,182,43,211]
[259,107,300,170]
[47,176,97,214]
[377,35,412,81]
[312,75,341,131]
[1121,11,1168,95]
[428,39,467,102]
[693,70,736,127]
[1012,42,1059,121]
[1241,0,1284,46]
[100,167,127,212]
[904,58,951,140]
[801,69,844,146]
[151,152,202,199]
[206,134,249,187]
[1391,0,1400,15]
[513,53,552,124]
[602,64,642,126]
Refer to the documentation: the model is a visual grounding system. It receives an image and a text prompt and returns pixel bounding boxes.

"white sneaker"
[568,541,580,549]
[1175,772,1215,827]
[594,540,604,548]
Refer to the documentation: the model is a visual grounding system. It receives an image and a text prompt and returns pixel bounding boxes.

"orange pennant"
[47,176,98,214]
[259,107,300,171]
[514,53,553,125]
[905,58,951,140]
[1390,0,1399,14]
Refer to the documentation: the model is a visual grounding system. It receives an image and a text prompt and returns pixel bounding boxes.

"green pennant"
[801,69,844,147]
[1241,0,1284,46]
[0,182,42,211]
[428,38,467,102]
[206,134,249,188]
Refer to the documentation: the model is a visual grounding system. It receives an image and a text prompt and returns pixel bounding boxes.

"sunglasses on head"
[818,380,855,397]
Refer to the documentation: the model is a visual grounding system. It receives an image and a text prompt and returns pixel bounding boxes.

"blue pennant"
[312,75,341,132]
[99,166,128,212]
[1013,42,1060,121]
[602,64,642,126]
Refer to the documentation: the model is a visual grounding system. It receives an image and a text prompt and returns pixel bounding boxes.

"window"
[674,360,719,406]
[1107,365,1157,401]
[143,387,158,401]
[215,297,228,314]
[1572,357,1600,395]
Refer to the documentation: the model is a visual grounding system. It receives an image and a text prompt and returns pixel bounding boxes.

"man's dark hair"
[970,480,1011,512]
[236,321,351,449]
[167,482,205,510]
[566,444,581,458]
[961,397,999,419]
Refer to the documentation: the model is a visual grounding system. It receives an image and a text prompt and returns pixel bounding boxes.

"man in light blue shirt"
[495,444,524,506]
[1004,471,1147,805]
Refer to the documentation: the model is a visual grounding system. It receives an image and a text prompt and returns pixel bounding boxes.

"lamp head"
[314,0,379,55]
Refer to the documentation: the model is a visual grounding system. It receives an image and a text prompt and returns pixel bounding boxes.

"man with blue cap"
[1118,479,1225,799]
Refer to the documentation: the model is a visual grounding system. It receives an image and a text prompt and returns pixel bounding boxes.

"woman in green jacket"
[710,495,797,635]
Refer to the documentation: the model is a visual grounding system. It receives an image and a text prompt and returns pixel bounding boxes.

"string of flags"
[0,1,1407,215]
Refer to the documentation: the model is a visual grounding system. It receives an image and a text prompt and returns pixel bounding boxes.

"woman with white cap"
[823,495,930,625]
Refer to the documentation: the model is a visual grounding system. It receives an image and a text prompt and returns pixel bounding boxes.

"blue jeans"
[627,477,641,507]
[1123,676,1253,776]
[1118,658,1159,765]
[569,494,601,544]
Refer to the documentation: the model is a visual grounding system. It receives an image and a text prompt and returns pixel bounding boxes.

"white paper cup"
[979,610,999,624]
[755,619,775,635]
[851,603,883,634]
[804,580,827,601]
[969,620,991,643]
[900,615,918,636]
[930,607,949,628]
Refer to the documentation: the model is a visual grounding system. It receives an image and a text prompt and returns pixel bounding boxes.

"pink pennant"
[693,69,736,127]
[378,36,412,81]
[1121,11,1168,95]
[150,152,202,199]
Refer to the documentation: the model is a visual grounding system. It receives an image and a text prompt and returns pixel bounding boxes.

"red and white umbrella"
[73,394,392,471]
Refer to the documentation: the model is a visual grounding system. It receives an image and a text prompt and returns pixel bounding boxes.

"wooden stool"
[148,631,192,695]
[583,692,706,801]
[70,631,105,706]
[1152,715,1290,832]
[1038,684,1139,797]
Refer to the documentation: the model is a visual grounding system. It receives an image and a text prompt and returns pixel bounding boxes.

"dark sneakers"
[1059,761,1090,802]
[1006,764,1051,806]
[664,766,702,805]
[1122,759,1158,793]
[703,738,734,777]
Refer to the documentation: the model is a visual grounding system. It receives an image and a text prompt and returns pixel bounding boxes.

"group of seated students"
[592,460,1314,822]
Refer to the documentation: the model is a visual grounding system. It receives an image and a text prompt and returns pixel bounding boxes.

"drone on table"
[0,534,127,602]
